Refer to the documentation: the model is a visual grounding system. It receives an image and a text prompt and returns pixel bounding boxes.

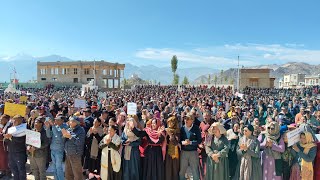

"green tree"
[213,75,217,86]
[171,55,178,85]
[182,76,189,85]
[173,74,180,85]
[208,74,211,84]
[220,70,224,84]
[224,76,228,83]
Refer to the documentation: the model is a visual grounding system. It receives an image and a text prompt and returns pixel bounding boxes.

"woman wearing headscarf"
[259,121,285,180]
[226,123,240,179]
[281,131,299,180]
[292,131,317,180]
[165,116,180,180]
[235,124,261,180]
[27,109,39,129]
[84,118,104,175]
[131,118,165,180]
[205,122,229,180]
[121,117,141,180]
[99,125,122,180]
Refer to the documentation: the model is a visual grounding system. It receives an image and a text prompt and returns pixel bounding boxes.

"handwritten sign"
[74,99,86,108]
[127,102,137,115]
[7,123,27,137]
[19,96,28,103]
[25,129,41,148]
[4,102,27,117]
[286,128,303,146]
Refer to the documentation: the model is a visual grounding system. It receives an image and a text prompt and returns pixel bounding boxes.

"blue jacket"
[45,123,68,151]
[64,125,86,156]
[180,125,201,151]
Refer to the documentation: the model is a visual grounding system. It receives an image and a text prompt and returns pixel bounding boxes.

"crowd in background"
[0,85,320,180]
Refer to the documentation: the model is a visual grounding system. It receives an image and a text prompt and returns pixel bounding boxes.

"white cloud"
[136,43,320,68]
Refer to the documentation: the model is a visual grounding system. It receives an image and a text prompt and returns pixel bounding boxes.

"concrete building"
[37,61,125,90]
[305,74,320,86]
[239,69,275,89]
[283,73,305,88]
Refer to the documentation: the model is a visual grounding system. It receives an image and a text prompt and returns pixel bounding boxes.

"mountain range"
[1,54,319,85]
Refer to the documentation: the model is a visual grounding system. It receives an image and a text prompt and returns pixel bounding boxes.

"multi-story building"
[283,73,305,88]
[37,60,125,90]
[239,69,275,89]
[305,74,320,86]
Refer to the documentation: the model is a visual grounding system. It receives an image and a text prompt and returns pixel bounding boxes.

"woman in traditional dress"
[205,122,229,180]
[132,118,165,180]
[165,116,180,180]
[281,131,299,180]
[0,114,10,177]
[292,131,317,180]
[226,123,240,179]
[236,124,261,180]
[121,117,141,180]
[259,121,285,180]
[100,125,122,180]
[84,118,104,175]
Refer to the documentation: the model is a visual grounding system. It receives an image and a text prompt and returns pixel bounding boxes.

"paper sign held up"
[127,102,137,115]
[74,99,86,108]
[286,128,303,147]
[4,102,27,117]
[25,129,41,148]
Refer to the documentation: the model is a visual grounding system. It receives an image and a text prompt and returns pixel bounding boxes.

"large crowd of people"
[0,85,320,180]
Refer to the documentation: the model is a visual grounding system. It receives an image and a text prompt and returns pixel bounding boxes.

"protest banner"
[127,102,137,115]
[19,96,28,103]
[25,129,41,148]
[98,92,107,99]
[74,98,86,108]
[4,102,27,117]
[7,123,27,137]
[286,128,303,146]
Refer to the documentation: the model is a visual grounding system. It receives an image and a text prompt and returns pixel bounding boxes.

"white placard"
[98,92,107,99]
[315,134,320,141]
[25,129,41,148]
[286,128,303,147]
[127,102,137,115]
[74,99,86,108]
[7,123,27,137]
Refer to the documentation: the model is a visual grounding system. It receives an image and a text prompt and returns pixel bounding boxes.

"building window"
[102,69,106,75]
[114,80,119,88]
[109,69,113,76]
[74,68,78,74]
[55,68,59,75]
[40,69,46,75]
[51,68,54,75]
[108,79,113,88]
[114,69,117,77]
[52,78,57,81]
[120,70,124,78]
[84,68,90,75]
[73,78,78,83]
[41,78,46,81]
[87,78,94,82]
[62,68,68,75]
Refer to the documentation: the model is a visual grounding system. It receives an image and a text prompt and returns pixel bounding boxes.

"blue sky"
[0,0,320,68]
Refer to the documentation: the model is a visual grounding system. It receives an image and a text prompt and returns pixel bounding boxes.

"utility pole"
[94,59,96,86]
[237,56,240,92]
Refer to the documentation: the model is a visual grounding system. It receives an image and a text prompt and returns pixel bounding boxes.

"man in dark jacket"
[179,114,202,180]
[4,115,26,180]
[62,116,86,180]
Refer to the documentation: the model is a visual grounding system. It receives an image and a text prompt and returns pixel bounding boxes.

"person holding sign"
[28,116,49,180]
[292,131,317,180]
[3,115,26,180]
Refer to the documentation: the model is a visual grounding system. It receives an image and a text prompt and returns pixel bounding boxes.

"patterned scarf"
[300,132,316,180]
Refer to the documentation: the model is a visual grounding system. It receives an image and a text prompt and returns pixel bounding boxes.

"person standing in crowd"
[0,114,11,178]
[179,114,202,180]
[84,118,104,176]
[62,116,86,180]
[27,109,39,129]
[226,123,240,179]
[165,116,180,180]
[83,108,94,132]
[205,122,229,180]
[28,116,49,180]
[236,124,261,180]
[121,117,141,180]
[260,121,285,180]
[100,125,122,180]
[282,131,299,180]
[45,115,68,180]
[292,131,317,180]
[4,115,26,180]
[295,106,305,125]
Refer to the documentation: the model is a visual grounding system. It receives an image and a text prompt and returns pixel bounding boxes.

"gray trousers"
[29,155,47,180]
[65,155,83,180]
[179,150,200,180]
